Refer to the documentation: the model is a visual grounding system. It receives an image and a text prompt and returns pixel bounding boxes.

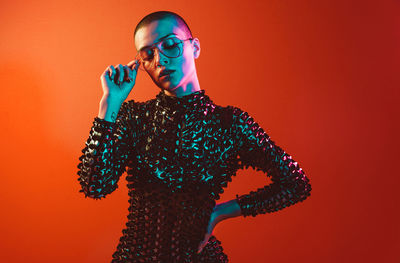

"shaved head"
[134,11,193,40]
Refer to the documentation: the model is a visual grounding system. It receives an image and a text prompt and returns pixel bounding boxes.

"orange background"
[1,0,399,262]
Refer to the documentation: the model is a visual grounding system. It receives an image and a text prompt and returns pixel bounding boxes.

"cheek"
[148,72,158,82]
[179,52,194,74]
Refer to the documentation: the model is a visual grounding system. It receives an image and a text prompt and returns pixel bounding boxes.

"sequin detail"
[232,108,312,217]
[77,89,311,262]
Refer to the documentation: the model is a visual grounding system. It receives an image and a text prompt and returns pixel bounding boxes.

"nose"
[153,48,169,68]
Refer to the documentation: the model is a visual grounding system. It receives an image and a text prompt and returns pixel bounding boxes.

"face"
[134,17,200,92]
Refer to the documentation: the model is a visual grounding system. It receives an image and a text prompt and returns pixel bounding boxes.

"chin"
[159,81,178,91]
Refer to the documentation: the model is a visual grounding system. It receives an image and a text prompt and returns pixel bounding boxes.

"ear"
[192,38,200,59]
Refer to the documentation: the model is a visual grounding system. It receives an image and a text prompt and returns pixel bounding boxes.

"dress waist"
[116,181,215,261]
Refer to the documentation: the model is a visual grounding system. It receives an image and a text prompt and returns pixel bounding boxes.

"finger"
[129,61,140,81]
[107,68,113,80]
[114,64,121,83]
[197,239,207,253]
[123,65,131,81]
[197,244,204,254]
[134,60,140,71]
[117,64,124,83]
[109,65,116,82]
[101,67,110,80]
[127,59,137,68]
[128,59,140,72]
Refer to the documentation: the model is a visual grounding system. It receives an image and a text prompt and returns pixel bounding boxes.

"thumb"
[129,60,140,80]
[128,59,140,71]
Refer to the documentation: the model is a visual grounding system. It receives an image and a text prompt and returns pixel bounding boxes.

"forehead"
[135,17,187,51]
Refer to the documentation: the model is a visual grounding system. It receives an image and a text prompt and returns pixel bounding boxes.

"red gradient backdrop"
[1,0,399,262]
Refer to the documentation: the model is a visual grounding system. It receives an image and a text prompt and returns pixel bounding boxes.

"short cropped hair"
[134,11,193,39]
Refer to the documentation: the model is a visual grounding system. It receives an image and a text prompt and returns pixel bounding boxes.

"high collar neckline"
[155,89,212,113]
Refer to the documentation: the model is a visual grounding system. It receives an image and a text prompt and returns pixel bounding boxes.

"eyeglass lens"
[137,37,183,71]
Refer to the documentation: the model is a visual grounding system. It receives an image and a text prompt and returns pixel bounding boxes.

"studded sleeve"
[232,107,312,217]
[77,101,136,200]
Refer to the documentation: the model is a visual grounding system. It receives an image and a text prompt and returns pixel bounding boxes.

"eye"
[164,43,178,50]
[142,49,154,61]
[143,55,154,61]
[162,38,179,49]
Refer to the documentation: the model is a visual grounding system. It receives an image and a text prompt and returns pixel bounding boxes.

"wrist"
[98,97,123,122]
[100,94,124,105]
[214,199,242,222]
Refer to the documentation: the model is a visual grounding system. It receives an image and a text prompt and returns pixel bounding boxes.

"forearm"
[77,101,133,199]
[235,170,311,217]
[98,95,124,122]
[77,118,125,199]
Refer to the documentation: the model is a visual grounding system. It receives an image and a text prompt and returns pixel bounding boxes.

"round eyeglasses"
[135,36,193,71]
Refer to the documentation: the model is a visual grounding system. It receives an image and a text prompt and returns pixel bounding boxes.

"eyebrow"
[139,33,177,51]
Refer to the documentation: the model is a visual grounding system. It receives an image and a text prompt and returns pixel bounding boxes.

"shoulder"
[216,105,266,140]
[212,104,252,124]
[209,104,249,130]
[211,104,236,115]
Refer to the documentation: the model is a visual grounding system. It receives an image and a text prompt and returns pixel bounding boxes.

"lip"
[159,70,175,79]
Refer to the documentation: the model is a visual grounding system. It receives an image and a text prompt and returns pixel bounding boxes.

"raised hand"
[100,59,141,104]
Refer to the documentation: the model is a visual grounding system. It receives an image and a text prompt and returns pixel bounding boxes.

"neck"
[162,70,201,98]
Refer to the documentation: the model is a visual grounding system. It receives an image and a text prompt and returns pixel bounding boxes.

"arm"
[231,107,312,217]
[76,100,137,200]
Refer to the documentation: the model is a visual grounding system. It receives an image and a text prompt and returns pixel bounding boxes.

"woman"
[77,10,312,262]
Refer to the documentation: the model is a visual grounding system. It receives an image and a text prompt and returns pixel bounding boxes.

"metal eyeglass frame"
[135,36,194,71]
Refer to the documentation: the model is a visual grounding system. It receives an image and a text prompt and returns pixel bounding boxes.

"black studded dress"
[77,89,312,262]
